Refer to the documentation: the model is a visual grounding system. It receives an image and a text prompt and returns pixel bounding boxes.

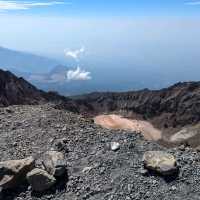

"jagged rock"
[26,168,56,192]
[143,151,178,176]
[42,151,66,177]
[0,157,35,189]
[110,142,120,151]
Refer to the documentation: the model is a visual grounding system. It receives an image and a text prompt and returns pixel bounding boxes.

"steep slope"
[0,69,47,106]
[0,69,85,118]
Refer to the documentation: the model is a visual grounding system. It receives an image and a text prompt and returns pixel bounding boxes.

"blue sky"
[0,0,200,80]
[0,0,200,17]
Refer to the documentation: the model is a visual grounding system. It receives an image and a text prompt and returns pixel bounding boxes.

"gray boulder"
[143,151,178,176]
[0,157,35,189]
[42,151,66,177]
[27,168,56,192]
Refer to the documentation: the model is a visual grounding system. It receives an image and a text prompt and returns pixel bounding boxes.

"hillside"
[1,104,200,200]
[0,69,73,107]
[0,69,47,106]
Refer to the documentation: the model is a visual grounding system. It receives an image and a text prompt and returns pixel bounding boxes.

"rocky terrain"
[1,104,200,200]
[1,69,200,199]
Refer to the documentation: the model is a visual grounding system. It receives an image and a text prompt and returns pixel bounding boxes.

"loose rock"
[110,142,120,151]
[0,157,35,189]
[42,151,66,177]
[143,151,178,176]
[27,168,56,192]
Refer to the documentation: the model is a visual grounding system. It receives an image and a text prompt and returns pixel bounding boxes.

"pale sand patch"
[94,114,162,141]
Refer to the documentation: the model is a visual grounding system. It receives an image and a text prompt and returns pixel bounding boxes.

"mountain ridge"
[0,68,200,134]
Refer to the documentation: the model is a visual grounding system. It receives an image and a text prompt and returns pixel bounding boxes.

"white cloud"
[64,46,85,61]
[66,66,91,81]
[0,1,67,10]
[185,1,200,5]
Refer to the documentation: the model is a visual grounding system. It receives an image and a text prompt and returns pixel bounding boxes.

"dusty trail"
[94,114,162,141]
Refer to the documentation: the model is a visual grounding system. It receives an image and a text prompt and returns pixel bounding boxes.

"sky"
[1,0,200,17]
[0,0,200,86]
[0,1,199,23]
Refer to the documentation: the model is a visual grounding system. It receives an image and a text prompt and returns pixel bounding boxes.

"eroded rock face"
[0,156,35,189]
[27,168,56,192]
[42,151,66,177]
[143,151,178,176]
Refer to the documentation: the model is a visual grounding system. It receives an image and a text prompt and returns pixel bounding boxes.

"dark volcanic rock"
[0,69,72,108]
[0,69,46,106]
[27,168,56,192]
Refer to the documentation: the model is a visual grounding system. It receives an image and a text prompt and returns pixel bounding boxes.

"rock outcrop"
[0,157,34,189]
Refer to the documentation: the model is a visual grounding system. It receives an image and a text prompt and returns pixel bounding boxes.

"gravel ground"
[1,104,200,200]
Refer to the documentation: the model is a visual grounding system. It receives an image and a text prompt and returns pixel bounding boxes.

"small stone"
[139,169,148,176]
[179,145,186,151]
[111,142,120,151]
[12,142,18,147]
[27,168,56,192]
[171,186,177,191]
[82,166,93,173]
[55,139,67,151]
[62,126,67,131]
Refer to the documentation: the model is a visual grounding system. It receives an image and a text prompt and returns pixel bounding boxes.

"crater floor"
[94,114,162,141]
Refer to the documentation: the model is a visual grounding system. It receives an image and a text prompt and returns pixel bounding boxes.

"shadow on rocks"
[31,171,68,198]
[1,182,29,200]
[145,167,180,183]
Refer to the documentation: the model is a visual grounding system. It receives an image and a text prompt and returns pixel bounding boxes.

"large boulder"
[0,157,35,189]
[41,151,66,177]
[143,151,178,176]
[27,168,56,192]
